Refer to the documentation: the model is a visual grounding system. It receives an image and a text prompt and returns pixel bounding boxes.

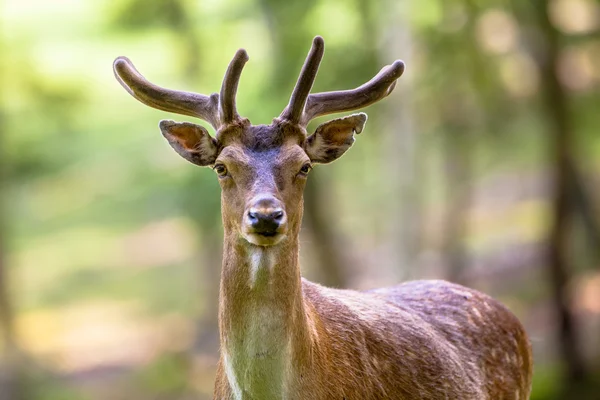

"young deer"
[114,36,533,399]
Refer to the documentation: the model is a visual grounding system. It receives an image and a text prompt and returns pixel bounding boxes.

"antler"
[280,36,405,127]
[219,49,249,125]
[113,57,220,129]
[301,60,405,126]
[113,51,250,131]
[280,36,325,124]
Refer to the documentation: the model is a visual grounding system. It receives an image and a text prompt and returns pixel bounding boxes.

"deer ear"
[159,120,219,166]
[304,113,367,164]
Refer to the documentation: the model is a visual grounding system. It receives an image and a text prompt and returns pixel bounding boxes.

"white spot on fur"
[248,247,275,288]
[224,352,243,400]
[450,288,473,299]
[511,336,519,348]
[249,247,263,287]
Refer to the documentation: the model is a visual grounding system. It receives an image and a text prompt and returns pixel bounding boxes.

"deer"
[113,36,533,400]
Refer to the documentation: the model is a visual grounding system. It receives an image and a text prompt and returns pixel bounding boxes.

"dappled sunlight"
[574,272,600,314]
[499,51,540,98]
[118,218,197,269]
[15,218,196,279]
[15,227,121,290]
[558,46,599,92]
[467,198,550,251]
[475,9,519,55]
[13,218,197,315]
[549,0,600,35]
[17,301,194,373]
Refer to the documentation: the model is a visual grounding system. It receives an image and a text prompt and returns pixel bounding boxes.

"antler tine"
[280,36,325,124]
[300,60,405,126]
[219,49,249,125]
[113,56,220,129]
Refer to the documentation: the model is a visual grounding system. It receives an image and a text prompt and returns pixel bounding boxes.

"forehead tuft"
[234,122,304,151]
[275,143,310,164]
[218,144,251,163]
[217,122,308,164]
[218,138,308,167]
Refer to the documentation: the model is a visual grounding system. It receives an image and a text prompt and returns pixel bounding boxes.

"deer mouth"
[243,231,286,247]
[257,231,277,237]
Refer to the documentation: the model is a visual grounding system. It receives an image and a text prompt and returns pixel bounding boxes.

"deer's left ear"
[159,120,219,166]
[303,113,367,164]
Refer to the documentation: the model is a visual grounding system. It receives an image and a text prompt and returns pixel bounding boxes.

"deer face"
[114,36,403,247]
[213,128,309,247]
[158,115,367,247]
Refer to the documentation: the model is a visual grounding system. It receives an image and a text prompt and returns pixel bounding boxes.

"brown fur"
[214,240,532,399]
[208,122,533,399]
[147,118,535,399]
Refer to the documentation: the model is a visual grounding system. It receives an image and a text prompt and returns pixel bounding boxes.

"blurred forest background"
[1,0,600,399]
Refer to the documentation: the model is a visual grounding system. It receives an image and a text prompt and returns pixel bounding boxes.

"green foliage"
[133,353,190,396]
[1,0,599,397]
[22,367,87,400]
[530,364,563,400]
[110,0,190,30]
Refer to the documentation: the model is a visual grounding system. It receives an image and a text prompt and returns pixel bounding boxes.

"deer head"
[113,36,404,248]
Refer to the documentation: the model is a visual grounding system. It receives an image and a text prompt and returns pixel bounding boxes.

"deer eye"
[214,164,228,177]
[298,163,312,176]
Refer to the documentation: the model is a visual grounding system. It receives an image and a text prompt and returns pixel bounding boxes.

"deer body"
[114,36,533,400]
[218,279,531,400]
[210,125,531,400]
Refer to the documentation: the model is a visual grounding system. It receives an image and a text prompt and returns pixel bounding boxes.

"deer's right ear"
[159,120,219,166]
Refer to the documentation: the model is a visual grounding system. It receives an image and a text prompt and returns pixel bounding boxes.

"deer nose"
[247,209,285,235]
[246,196,286,236]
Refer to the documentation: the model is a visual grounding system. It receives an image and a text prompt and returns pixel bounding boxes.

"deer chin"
[242,231,287,247]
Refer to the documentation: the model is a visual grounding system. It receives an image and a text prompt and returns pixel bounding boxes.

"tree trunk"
[380,0,420,279]
[567,162,600,263]
[440,0,494,285]
[530,0,587,386]
[441,128,472,284]
[303,176,345,287]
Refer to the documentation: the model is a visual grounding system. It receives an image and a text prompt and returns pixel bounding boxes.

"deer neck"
[218,228,312,398]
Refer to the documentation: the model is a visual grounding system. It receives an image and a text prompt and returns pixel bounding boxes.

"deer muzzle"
[242,195,287,246]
